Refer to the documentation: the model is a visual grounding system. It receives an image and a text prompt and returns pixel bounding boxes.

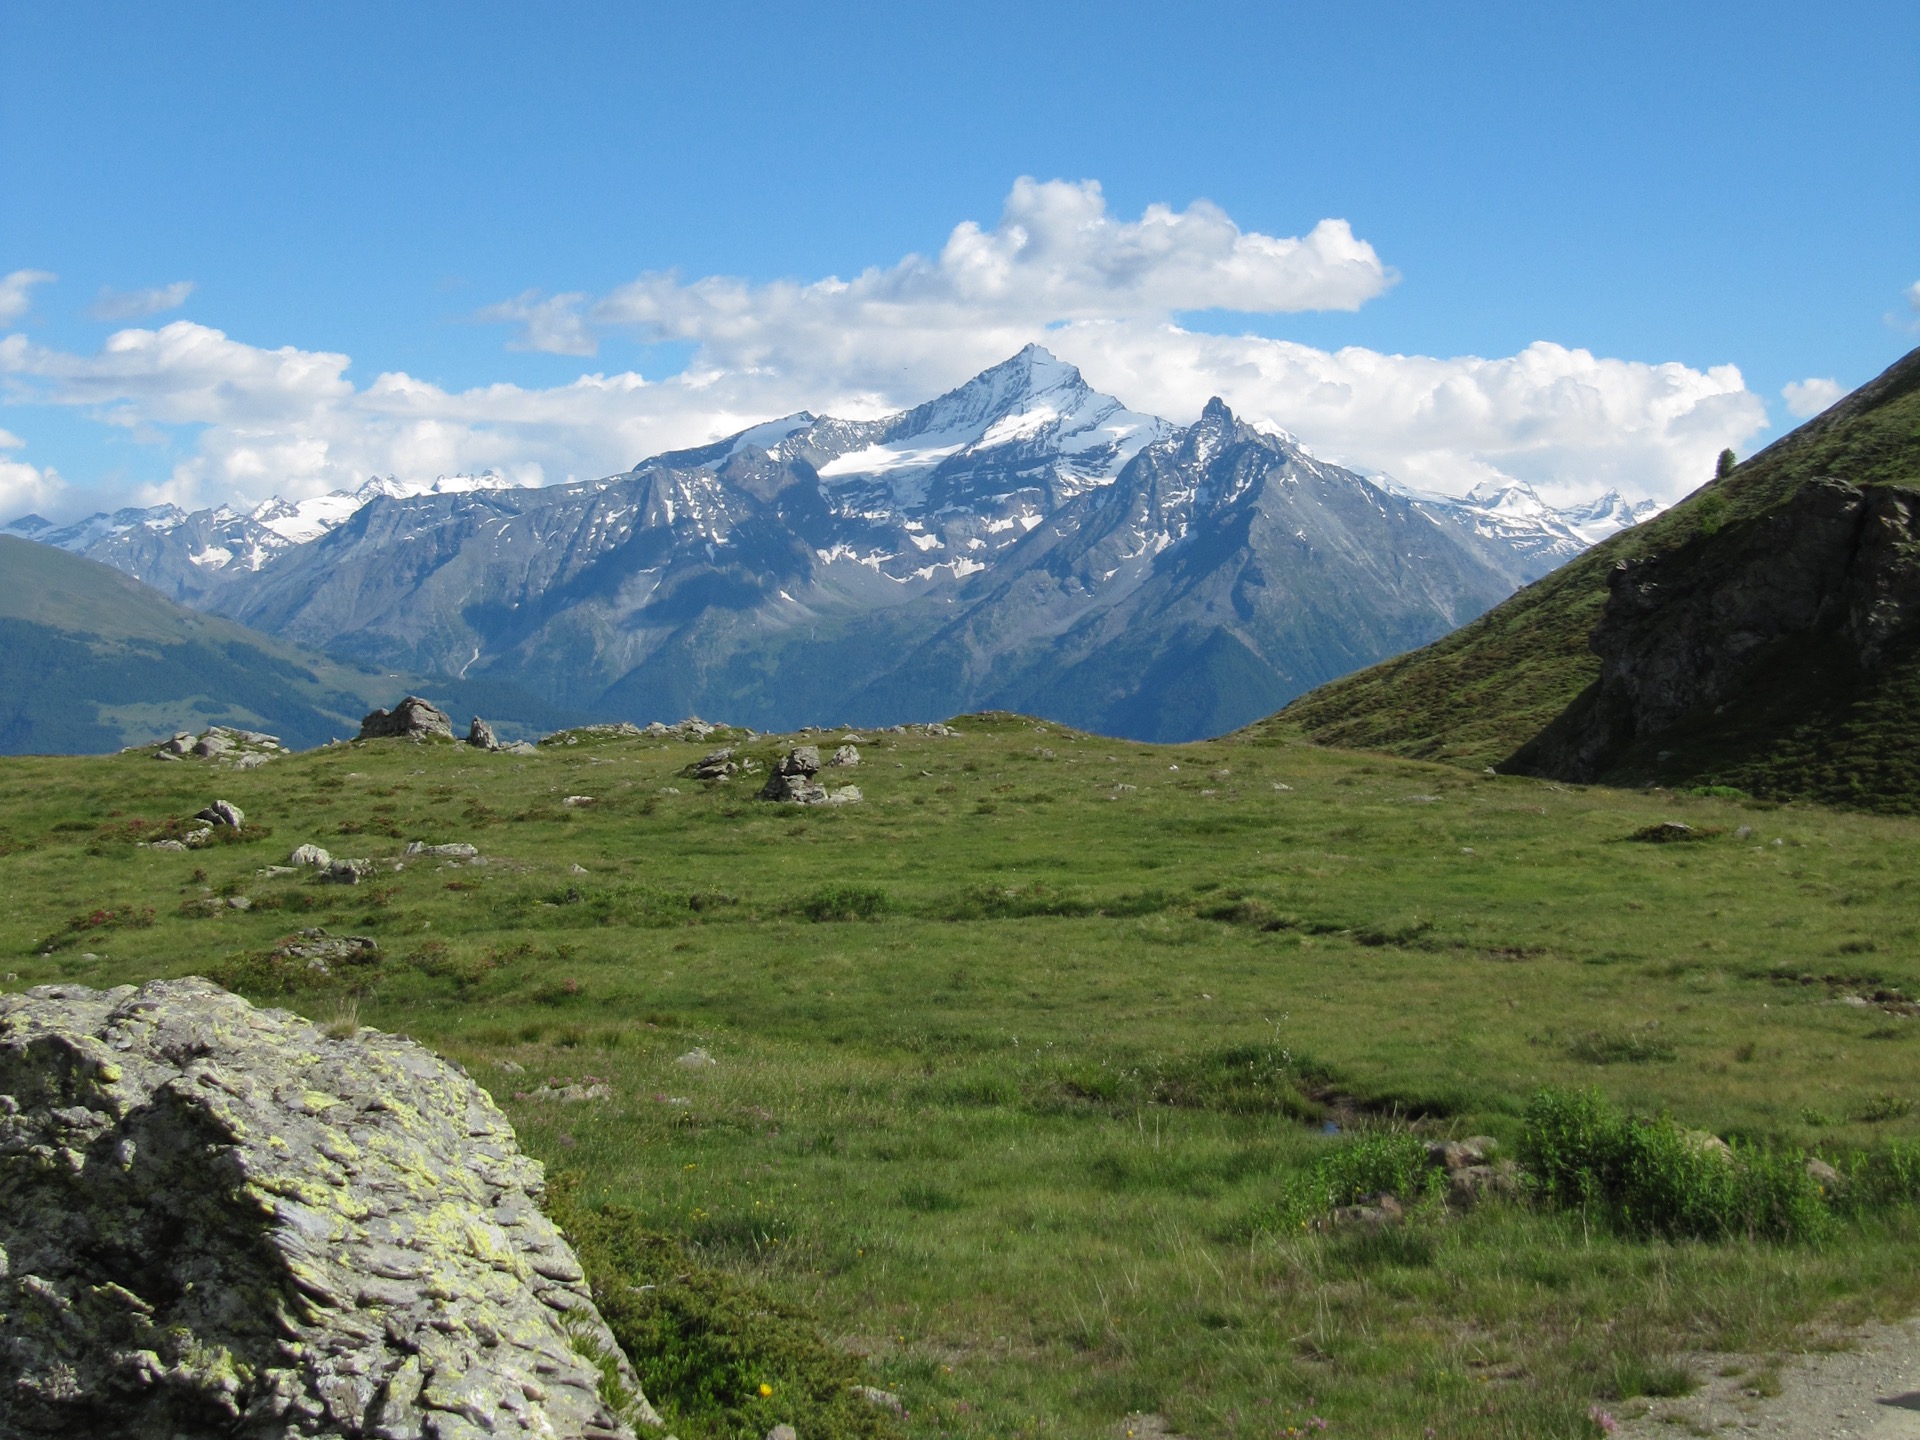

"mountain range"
[4,346,1656,742]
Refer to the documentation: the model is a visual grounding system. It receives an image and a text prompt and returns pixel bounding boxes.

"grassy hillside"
[0,536,586,753]
[1258,347,1920,793]
[4,719,1920,1436]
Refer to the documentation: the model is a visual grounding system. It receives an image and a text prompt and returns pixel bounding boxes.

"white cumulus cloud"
[90,280,197,321]
[0,270,57,325]
[502,178,1395,363]
[1,179,1769,519]
[0,456,64,519]
[1781,376,1845,419]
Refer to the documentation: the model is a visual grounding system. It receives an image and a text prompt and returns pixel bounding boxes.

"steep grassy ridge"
[1261,347,1920,789]
[3,719,1920,1436]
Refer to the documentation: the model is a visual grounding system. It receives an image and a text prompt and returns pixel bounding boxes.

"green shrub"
[1519,1087,1830,1241]
[794,885,888,921]
[1836,1141,1920,1211]
[1318,1131,1445,1209]
[544,1178,902,1440]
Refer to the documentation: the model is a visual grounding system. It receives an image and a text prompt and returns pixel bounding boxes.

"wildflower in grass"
[759,1382,773,1397]
[1588,1405,1618,1434]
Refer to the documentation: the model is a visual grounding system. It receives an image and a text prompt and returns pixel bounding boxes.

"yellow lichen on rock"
[0,977,658,1438]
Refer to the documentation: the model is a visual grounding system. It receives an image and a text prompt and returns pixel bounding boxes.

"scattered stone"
[0,978,652,1438]
[1681,1128,1735,1162]
[828,786,863,805]
[356,695,454,741]
[779,745,822,776]
[692,747,737,780]
[922,723,960,737]
[514,1077,614,1103]
[854,1386,906,1415]
[1331,1193,1405,1228]
[500,740,538,756]
[467,716,499,749]
[768,1424,800,1440]
[192,733,233,758]
[1425,1136,1498,1170]
[496,1058,526,1073]
[760,773,830,805]
[641,721,670,737]
[676,1047,717,1068]
[288,843,332,868]
[319,858,373,885]
[225,896,251,911]
[152,750,182,762]
[194,799,244,830]
[274,928,381,970]
[181,827,217,849]
[230,752,270,771]
[562,795,595,807]
[829,744,860,768]
[1806,1156,1842,1189]
[1629,820,1701,843]
[404,841,479,860]
[569,863,589,875]
[1735,824,1754,840]
[1445,1161,1521,1209]
[148,839,188,853]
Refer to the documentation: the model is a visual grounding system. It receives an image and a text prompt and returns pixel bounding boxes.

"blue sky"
[2,0,1915,518]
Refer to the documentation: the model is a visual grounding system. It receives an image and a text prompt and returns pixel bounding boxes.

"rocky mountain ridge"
[4,347,1660,741]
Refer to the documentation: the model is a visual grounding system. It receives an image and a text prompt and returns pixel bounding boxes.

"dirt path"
[1615,1316,1920,1437]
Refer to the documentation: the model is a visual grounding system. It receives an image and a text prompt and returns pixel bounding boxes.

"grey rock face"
[0,978,653,1438]
[828,745,859,768]
[1511,478,1920,781]
[776,746,821,777]
[467,718,498,750]
[196,799,245,830]
[758,772,829,805]
[356,697,454,742]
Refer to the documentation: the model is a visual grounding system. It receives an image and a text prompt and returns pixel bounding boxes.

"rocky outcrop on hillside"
[357,696,455,741]
[0,979,654,1439]
[1509,478,1920,781]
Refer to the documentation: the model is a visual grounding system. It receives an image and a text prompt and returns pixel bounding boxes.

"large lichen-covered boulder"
[0,979,657,1439]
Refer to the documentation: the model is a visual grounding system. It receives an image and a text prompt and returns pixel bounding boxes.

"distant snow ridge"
[1,472,519,601]
[1368,476,1659,581]
[1,347,1661,648]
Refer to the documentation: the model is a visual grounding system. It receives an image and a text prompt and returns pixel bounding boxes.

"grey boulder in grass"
[0,978,657,1439]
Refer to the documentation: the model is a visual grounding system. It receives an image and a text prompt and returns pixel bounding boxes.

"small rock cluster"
[138,798,248,853]
[758,747,862,806]
[150,726,288,771]
[0,978,654,1438]
[690,747,739,781]
[638,718,721,741]
[1330,1137,1517,1228]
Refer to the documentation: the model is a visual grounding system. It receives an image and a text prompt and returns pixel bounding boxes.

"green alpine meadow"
[4,714,1918,1438]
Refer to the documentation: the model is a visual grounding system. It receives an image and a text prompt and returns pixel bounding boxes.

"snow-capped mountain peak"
[249,472,518,543]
